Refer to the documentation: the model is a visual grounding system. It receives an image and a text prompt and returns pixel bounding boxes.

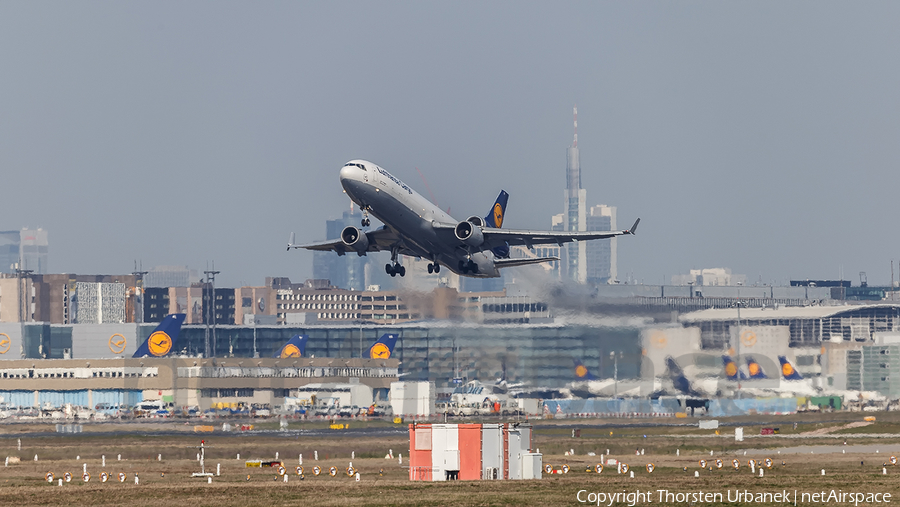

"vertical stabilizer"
[133,314,186,358]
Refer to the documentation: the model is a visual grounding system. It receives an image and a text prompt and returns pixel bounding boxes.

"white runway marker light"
[102,455,106,467]
[315,451,318,461]
[821,469,826,476]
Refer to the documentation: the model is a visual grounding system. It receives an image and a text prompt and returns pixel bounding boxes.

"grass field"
[1,413,899,506]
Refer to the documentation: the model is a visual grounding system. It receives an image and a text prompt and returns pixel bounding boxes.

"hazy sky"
[2,2,899,287]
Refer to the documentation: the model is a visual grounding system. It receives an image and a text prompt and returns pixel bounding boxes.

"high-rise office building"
[312,206,367,290]
[0,229,48,274]
[586,204,616,284]
[564,108,587,283]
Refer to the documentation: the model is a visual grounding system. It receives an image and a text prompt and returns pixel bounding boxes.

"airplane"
[722,355,746,381]
[368,333,398,359]
[778,356,804,381]
[723,355,768,381]
[288,160,639,278]
[663,356,720,398]
[746,356,768,379]
[274,335,308,358]
[567,359,659,398]
[133,314,186,358]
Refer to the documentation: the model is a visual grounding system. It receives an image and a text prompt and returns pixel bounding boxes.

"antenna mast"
[573,106,578,147]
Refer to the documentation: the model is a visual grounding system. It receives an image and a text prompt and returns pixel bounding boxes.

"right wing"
[287,227,409,255]
[494,257,559,269]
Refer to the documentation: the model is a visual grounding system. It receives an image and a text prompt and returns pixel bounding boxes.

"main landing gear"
[458,259,478,274]
[427,263,441,274]
[385,262,405,277]
[386,247,405,277]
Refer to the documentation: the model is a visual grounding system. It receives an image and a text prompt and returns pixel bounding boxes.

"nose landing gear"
[361,206,371,227]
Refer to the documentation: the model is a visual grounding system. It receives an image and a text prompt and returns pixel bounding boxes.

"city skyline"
[2,3,899,287]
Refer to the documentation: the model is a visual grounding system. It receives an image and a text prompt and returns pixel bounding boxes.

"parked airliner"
[289,160,639,278]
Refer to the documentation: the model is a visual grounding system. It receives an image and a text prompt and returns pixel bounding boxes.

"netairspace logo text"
[576,489,892,506]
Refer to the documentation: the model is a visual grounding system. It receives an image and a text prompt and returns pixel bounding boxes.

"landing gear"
[457,259,478,274]
[361,207,371,227]
[385,263,406,277]
[427,263,441,274]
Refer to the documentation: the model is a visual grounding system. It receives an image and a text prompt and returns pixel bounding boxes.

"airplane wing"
[432,218,639,250]
[482,218,640,249]
[494,257,559,269]
[287,228,411,256]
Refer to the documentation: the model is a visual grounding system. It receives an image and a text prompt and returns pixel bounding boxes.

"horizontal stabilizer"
[494,256,558,269]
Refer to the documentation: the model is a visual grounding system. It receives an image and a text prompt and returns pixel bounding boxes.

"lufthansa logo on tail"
[370,343,391,359]
[281,344,302,358]
[147,331,172,357]
[724,362,737,377]
[749,362,761,376]
[575,365,588,378]
[493,203,504,227]
[782,362,794,377]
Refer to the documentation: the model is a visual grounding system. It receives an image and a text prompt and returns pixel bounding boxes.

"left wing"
[287,228,413,256]
[481,218,640,249]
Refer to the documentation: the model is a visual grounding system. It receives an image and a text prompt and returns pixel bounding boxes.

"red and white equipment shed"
[408,423,542,481]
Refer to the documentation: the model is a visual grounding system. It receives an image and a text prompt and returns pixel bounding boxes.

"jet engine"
[340,226,369,254]
[465,216,485,228]
[454,220,484,247]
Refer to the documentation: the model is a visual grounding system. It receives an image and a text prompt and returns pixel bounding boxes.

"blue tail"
[573,359,596,380]
[368,333,398,359]
[133,314,186,358]
[274,334,308,358]
[486,190,511,258]
[778,356,803,380]
[722,355,744,381]
[745,356,768,379]
[666,356,703,397]
[485,190,509,228]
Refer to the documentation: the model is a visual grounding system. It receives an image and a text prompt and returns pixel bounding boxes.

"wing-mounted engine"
[340,226,369,255]
[455,218,484,247]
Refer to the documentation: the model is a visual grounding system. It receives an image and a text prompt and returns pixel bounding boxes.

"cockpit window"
[343,163,366,171]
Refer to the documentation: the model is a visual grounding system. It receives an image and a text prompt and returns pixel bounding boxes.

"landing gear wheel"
[397,265,406,277]
[469,261,478,274]
[427,264,434,274]
[433,263,440,273]
[385,263,394,276]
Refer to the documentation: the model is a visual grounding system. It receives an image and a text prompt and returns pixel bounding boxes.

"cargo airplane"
[288,160,639,278]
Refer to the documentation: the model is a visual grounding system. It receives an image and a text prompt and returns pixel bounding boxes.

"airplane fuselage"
[340,160,501,277]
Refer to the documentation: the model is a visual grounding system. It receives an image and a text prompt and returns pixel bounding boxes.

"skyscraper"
[0,228,48,274]
[312,206,367,290]
[586,204,617,284]
[564,107,587,283]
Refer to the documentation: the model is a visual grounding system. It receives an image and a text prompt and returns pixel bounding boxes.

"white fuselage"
[339,160,501,277]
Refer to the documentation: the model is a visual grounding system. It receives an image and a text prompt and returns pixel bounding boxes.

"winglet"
[627,218,640,235]
[287,232,296,251]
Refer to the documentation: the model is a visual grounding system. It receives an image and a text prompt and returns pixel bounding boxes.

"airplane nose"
[339,164,356,182]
